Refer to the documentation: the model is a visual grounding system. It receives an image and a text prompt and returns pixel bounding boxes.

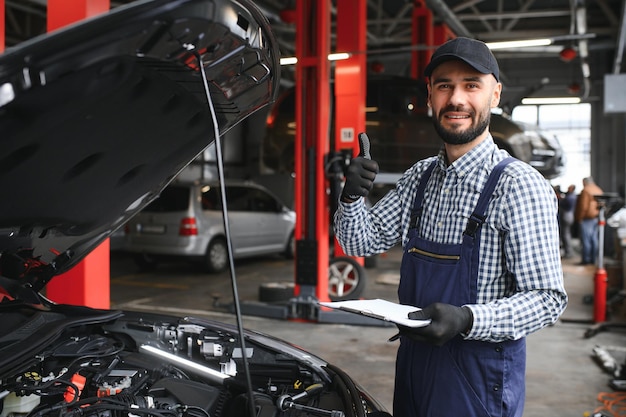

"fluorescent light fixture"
[486,38,552,50]
[280,57,298,65]
[280,52,351,66]
[328,52,351,61]
[521,97,582,105]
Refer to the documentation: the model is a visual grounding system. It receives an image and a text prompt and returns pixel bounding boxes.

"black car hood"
[0,0,279,294]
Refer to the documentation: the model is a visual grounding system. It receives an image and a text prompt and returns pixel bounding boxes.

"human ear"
[490,82,502,108]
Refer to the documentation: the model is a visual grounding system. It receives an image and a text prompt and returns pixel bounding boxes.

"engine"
[0,316,370,417]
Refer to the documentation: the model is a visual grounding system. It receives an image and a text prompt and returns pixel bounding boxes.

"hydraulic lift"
[238,0,454,324]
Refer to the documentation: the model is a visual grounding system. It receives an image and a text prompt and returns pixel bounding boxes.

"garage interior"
[4,1,626,416]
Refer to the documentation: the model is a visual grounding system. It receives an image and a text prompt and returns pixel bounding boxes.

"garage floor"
[110,244,626,417]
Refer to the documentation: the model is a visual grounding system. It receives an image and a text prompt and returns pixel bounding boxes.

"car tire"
[284,232,295,259]
[205,238,229,273]
[328,257,366,301]
[364,255,378,268]
[259,282,295,303]
[132,253,159,271]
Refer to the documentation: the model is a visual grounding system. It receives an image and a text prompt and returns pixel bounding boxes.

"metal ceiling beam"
[613,0,626,73]
[424,0,473,37]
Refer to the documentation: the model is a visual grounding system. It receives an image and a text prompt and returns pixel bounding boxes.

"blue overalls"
[393,157,526,417]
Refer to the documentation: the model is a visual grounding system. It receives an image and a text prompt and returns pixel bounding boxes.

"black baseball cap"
[424,37,500,82]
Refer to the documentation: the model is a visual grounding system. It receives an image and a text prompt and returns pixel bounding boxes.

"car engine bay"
[0,307,380,417]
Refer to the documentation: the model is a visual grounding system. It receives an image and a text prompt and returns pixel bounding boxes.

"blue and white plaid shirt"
[334,136,568,342]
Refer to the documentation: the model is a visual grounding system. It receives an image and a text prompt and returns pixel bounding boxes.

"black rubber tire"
[259,282,295,303]
[328,257,366,301]
[205,238,229,273]
[283,232,295,259]
[364,255,378,268]
[132,253,159,271]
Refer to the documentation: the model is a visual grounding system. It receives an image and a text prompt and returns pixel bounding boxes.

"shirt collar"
[437,134,497,177]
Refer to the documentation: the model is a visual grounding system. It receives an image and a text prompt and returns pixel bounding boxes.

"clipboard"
[319,298,431,328]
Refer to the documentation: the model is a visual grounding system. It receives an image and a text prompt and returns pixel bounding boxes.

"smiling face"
[427,60,502,147]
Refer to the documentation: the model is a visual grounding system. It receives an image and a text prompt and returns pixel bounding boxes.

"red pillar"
[294,0,331,302]
[0,0,4,52]
[47,0,110,32]
[334,0,367,260]
[411,0,454,80]
[45,0,111,308]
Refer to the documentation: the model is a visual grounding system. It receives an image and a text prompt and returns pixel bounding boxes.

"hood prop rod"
[194,49,257,417]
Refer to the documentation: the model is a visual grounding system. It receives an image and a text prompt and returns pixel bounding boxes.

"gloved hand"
[400,303,473,346]
[341,133,379,203]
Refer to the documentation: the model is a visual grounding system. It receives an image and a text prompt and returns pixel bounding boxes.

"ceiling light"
[486,38,552,50]
[328,52,351,61]
[280,53,351,66]
[521,97,582,105]
[280,57,298,65]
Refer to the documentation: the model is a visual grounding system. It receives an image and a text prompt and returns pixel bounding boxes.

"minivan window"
[201,187,221,210]
[250,189,280,212]
[201,186,280,212]
[144,186,189,212]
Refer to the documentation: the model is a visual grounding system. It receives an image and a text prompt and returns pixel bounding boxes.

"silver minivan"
[124,181,296,272]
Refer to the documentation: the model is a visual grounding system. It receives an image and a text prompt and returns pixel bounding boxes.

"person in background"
[574,177,603,265]
[559,184,577,258]
[333,37,567,417]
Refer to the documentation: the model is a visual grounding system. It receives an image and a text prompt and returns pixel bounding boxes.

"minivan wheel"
[205,238,229,273]
[132,253,159,271]
[328,257,366,301]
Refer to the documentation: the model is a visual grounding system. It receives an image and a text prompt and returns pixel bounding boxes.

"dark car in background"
[260,75,565,181]
[0,1,390,417]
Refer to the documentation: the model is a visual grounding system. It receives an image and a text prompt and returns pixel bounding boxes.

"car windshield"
[144,186,190,212]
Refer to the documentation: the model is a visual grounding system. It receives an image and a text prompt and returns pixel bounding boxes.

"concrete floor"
[110,243,626,417]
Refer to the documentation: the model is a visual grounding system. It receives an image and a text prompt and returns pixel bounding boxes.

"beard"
[432,105,491,145]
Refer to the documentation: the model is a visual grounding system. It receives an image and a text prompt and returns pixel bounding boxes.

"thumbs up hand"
[340,133,379,203]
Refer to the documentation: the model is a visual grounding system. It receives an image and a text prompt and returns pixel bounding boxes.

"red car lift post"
[292,0,332,309]
[44,0,111,309]
[411,0,454,80]
[317,0,376,324]
[0,0,5,53]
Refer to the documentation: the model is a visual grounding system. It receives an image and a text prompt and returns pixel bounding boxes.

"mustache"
[439,105,475,117]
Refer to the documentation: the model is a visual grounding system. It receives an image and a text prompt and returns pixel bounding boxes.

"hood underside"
[0,0,280,292]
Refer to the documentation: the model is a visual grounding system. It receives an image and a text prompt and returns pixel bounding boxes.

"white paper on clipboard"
[319,298,431,328]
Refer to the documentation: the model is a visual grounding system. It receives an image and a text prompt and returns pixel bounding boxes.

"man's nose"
[447,87,466,106]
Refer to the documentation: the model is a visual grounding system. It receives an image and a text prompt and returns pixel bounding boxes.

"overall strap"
[410,160,438,229]
[464,156,517,237]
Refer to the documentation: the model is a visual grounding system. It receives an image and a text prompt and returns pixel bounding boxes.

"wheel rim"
[328,260,359,298]
[209,241,228,270]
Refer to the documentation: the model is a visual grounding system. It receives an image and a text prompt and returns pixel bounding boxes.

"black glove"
[400,303,473,346]
[341,133,379,203]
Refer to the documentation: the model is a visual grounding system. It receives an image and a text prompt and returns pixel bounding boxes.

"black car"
[0,1,388,417]
[260,75,566,181]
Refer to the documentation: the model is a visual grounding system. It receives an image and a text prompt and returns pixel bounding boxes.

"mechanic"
[333,37,568,417]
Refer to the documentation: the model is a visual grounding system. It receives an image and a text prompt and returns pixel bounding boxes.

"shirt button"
[437,222,443,227]
[495,346,502,353]
[493,384,500,392]
[444,188,450,194]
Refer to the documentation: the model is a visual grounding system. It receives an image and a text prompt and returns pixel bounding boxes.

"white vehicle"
[125,181,296,272]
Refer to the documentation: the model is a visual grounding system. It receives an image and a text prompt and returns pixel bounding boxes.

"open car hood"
[0,0,280,294]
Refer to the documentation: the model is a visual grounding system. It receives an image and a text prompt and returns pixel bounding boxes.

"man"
[559,184,577,258]
[574,177,603,265]
[334,37,567,417]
